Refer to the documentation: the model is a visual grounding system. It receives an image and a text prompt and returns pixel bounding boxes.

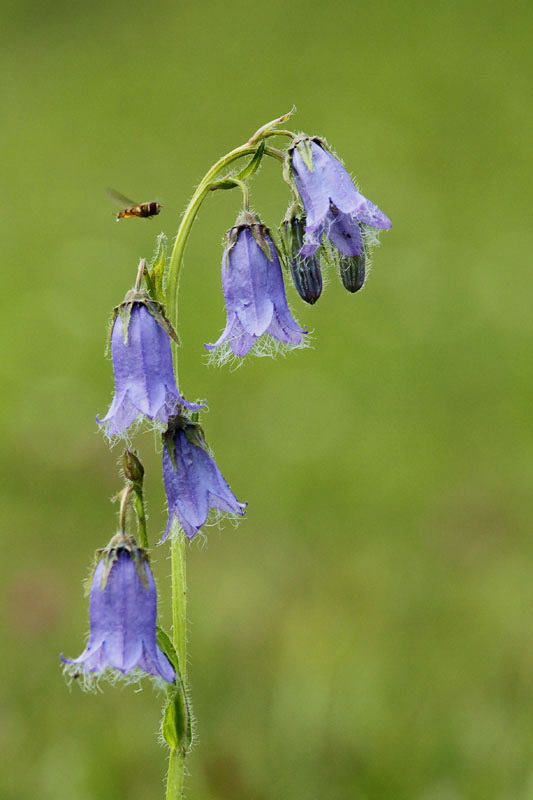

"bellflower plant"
[63,109,391,800]
[98,286,203,437]
[62,533,175,684]
[161,414,247,541]
[206,211,306,360]
[288,136,391,260]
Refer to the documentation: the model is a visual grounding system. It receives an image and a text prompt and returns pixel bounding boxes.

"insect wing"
[107,188,140,208]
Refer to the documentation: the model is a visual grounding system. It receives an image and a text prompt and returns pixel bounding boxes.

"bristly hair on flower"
[287,137,391,277]
[97,289,204,437]
[205,211,307,364]
[161,413,247,542]
[61,533,175,687]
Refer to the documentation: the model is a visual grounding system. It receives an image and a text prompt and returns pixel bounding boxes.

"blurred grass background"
[1,0,532,797]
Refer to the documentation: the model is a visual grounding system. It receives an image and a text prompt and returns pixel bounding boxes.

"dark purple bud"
[98,291,204,436]
[339,251,366,293]
[282,215,323,305]
[205,212,307,359]
[61,534,175,684]
[161,415,246,541]
[287,137,391,260]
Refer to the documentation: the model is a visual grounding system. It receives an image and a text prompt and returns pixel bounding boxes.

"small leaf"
[157,628,193,753]
[210,178,240,191]
[235,140,265,182]
[162,684,193,754]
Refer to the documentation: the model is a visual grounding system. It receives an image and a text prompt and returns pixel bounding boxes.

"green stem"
[162,115,293,800]
[171,533,188,679]
[164,532,187,800]
[132,488,149,549]
[166,750,185,800]
[118,485,132,533]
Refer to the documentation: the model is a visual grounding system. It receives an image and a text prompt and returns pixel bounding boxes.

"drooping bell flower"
[288,137,391,259]
[161,414,246,541]
[98,289,204,436]
[205,212,306,359]
[61,534,175,684]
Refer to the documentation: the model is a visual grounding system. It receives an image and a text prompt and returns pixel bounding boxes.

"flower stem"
[131,487,149,549]
[134,257,147,291]
[165,531,187,800]
[119,485,132,533]
[171,532,187,679]
[162,113,294,800]
[166,750,185,800]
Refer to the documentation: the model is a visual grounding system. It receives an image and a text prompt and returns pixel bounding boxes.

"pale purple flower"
[161,415,246,541]
[205,213,306,358]
[61,536,175,683]
[288,137,391,258]
[98,292,203,436]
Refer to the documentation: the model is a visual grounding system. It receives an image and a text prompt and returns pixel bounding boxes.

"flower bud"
[122,450,145,485]
[282,215,323,305]
[339,251,366,293]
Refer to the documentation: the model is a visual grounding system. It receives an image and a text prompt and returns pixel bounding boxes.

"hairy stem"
[163,114,291,800]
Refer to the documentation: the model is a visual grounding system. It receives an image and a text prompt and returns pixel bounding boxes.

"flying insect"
[108,189,162,221]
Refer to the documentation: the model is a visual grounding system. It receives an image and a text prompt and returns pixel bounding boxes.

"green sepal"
[145,233,167,304]
[114,289,180,346]
[279,203,306,266]
[157,627,193,754]
[116,302,133,346]
[163,414,208,473]
[296,137,314,172]
[97,533,149,590]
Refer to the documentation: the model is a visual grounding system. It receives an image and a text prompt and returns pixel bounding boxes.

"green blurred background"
[1,0,532,797]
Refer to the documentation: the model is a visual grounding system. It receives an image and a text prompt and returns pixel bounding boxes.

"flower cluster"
[207,134,391,359]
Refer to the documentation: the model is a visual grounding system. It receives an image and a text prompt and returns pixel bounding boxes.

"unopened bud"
[339,251,366,293]
[122,450,145,485]
[283,215,323,304]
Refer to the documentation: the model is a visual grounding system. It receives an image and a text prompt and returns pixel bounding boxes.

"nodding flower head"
[288,137,391,259]
[61,534,175,685]
[98,290,204,436]
[161,414,247,541]
[205,212,307,360]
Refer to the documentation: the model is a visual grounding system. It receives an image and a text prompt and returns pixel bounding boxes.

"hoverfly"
[107,188,162,221]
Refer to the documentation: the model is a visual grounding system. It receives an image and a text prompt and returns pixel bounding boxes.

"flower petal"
[326,209,364,257]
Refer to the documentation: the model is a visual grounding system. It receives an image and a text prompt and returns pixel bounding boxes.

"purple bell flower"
[205,212,306,359]
[98,290,203,436]
[161,414,247,541]
[61,535,175,684]
[288,137,391,258]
